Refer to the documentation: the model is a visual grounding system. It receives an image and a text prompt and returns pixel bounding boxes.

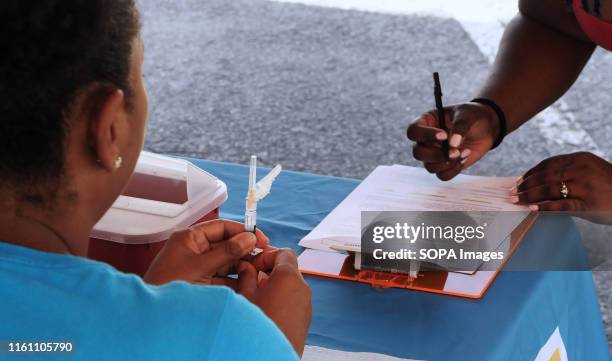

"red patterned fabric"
[574,0,612,50]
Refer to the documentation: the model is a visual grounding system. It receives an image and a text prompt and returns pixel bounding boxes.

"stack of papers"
[299,165,528,253]
[297,165,535,298]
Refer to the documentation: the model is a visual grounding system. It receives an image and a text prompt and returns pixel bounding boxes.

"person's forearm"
[477,4,595,134]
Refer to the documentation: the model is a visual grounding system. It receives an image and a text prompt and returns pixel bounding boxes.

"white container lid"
[91,151,228,244]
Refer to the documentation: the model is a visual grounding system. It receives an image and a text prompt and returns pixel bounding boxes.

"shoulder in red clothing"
[573,0,612,50]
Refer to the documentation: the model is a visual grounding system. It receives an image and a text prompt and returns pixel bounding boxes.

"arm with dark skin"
[479,0,595,132]
[407,0,596,181]
[407,0,612,222]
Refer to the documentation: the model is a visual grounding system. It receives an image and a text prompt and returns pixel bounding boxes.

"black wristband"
[470,97,507,150]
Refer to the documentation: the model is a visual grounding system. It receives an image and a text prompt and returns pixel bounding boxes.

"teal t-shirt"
[0,241,298,361]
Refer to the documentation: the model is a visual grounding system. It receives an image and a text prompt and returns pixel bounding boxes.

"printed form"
[299,165,529,253]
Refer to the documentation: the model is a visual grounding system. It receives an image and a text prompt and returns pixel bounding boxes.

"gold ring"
[560,181,569,199]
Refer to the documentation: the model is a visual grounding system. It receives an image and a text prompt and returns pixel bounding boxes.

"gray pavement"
[139,0,612,350]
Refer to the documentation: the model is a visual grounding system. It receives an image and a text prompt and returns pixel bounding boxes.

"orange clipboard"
[298,213,538,299]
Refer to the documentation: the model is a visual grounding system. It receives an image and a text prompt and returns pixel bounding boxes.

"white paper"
[302,345,423,361]
[299,165,529,253]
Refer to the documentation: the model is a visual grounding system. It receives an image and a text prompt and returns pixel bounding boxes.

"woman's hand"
[143,219,269,285]
[235,248,311,358]
[512,152,612,224]
[407,102,499,180]
[143,221,312,356]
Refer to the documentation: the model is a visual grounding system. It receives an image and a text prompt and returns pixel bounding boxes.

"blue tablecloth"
[191,158,609,361]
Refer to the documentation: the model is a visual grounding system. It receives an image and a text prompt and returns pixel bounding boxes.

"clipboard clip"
[332,244,421,289]
[357,269,418,290]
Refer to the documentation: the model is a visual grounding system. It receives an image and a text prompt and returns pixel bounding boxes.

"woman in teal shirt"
[0,1,310,360]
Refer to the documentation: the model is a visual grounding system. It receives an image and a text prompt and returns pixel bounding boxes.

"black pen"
[433,72,449,160]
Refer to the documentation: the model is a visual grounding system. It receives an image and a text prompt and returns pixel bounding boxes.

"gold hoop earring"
[114,156,123,170]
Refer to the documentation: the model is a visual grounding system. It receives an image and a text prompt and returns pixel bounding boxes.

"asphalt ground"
[138,0,612,350]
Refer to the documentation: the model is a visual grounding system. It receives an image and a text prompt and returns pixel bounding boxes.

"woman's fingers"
[514,184,561,204]
[521,154,575,181]
[189,219,269,250]
[237,261,258,298]
[514,180,586,205]
[422,158,464,180]
[530,199,586,212]
[516,168,568,193]
[193,276,239,290]
[448,113,480,149]
[407,115,448,143]
[413,144,447,163]
[408,106,482,182]
[250,248,283,272]
[213,259,237,277]
[436,161,463,181]
[198,232,257,276]
[514,156,588,205]
[145,220,273,285]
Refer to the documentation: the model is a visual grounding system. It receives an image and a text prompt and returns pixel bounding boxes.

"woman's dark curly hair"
[0,0,140,205]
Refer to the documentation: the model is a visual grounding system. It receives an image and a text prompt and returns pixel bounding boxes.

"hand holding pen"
[406,73,502,181]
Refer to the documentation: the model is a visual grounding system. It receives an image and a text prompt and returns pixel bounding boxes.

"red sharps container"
[88,151,228,276]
